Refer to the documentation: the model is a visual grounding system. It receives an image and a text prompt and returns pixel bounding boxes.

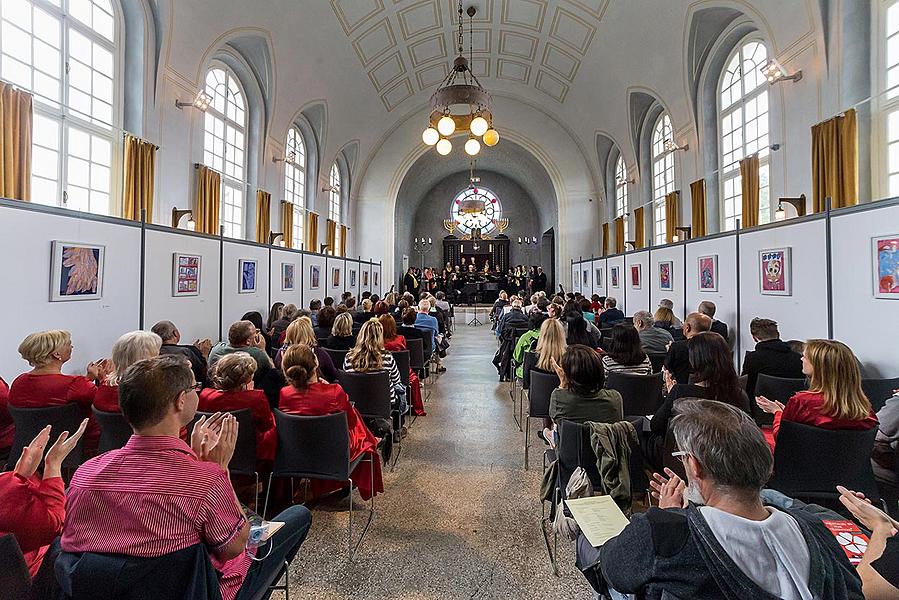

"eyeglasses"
[185,382,202,393]
[671,450,689,462]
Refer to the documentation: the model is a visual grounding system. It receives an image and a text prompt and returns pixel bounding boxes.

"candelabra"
[413,236,433,268]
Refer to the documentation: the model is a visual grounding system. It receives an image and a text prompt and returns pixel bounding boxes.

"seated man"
[591,399,862,599]
[598,297,625,327]
[741,317,804,397]
[632,310,672,355]
[210,321,283,407]
[308,299,322,327]
[414,299,443,372]
[496,298,529,339]
[434,291,451,313]
[61,355,312,600]
[663,312,711,384]
[151,320,211,386]
[698,300,728,341]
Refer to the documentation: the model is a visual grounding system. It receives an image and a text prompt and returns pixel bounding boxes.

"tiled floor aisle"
[285,321,592,599]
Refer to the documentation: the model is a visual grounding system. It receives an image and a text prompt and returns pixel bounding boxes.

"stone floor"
[284,322,593,599]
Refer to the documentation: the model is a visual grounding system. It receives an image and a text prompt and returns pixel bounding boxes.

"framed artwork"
[658,261,673,291]
[373,271,379,287]
[698,255,718,292]
[363,270,369,286]
[595,268,603,287]
[331,267,341,288]
[239,259,257,294]
[50,241,104,301]
[281,262,295,292]
[611,266,620,288]
[350,269,357,287]
[630,264,642,289]
[172,253,201,297]
[582,270,588,285]
[310,265,321,289]
[874,234,899,299]
[759,248,792,296]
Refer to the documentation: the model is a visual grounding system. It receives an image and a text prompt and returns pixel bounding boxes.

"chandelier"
[421,2,499,156]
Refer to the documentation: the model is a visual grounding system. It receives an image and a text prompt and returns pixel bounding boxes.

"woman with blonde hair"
[93,331,162,412]
[536,318,567,373]
[279,345,383,500]
[757,339,877,447]
[274,316,338,381]
[325,312,356,351]
[653,306,682,340]
[343,320,407,414]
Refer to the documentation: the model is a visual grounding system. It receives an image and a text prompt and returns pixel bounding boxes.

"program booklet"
[822,519,870,565]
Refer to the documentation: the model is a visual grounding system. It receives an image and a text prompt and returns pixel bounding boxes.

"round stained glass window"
[450,187,501,235]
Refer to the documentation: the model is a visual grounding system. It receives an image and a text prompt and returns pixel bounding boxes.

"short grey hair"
[671,400,772,496]
[659,298,674,310]
[605,296,617,308]
[111,331,162,385]
[698,301,717,317]
[150,320,178,342]
[633,310,654,328]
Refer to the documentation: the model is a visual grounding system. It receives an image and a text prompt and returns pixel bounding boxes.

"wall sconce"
[664,139,689,153]
[272,151,297,164]
[269,232,285,246]
[672,226,692,242]
[171,208,195,230]
[774,194,807,221]
[320,243,330,253]
[175,91,211,111]
[321,185,339,194]
[617,177,636,186]
[761,59,802,85]
[517,236,538,244]
[625,241,636,251]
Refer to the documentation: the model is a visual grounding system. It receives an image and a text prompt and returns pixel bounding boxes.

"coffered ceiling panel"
[409,33,448,67]
[381,77,415,111]
[331,0,385,35]
[501,0,547,32]
[535,69,568,102]
[499,31,539,60]
[416,62,450,90]
[549,7,596,54]
[352,18,397,66]
[369,52,407,90]
[398,0,443,40]
[542,42,580,81]
[497,59,531,84]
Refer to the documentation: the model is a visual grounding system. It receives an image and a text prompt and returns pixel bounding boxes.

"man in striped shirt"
[61,355,311,600]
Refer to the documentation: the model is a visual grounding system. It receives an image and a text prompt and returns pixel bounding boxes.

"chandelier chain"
[457,0,464,56]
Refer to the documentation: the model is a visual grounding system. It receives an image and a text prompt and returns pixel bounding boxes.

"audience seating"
[515,351,539,431]
[323,348,349,371]
[406,338,425,378]
[525,370,560,470]
[646,353,666,374]
[92,408,133,453]
[752,374,808,427]
[862,377,899,413]
[189,409,258,507]
[264,410,373,560]
[0,534,31,600]
[7,404,86,470]
[604,372,663,417]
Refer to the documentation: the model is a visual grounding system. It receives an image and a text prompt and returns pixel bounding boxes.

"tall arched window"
[651,114,675,245]
[883,1,899,195]
[1,0,119,214]
[614,155,629,243]
[203,66,246,239]
[329,162,342,252]
[719,39,770,230]
[284,127,306,248]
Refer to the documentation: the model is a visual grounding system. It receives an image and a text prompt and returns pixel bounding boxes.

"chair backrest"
[522,351,539,390]
[647,353,666,374]
[324,348,349,370]
[768,421,879,501]
[737,374,748,391]
[556,420,602,498]
[0,534,31,600]
[528,370,560,419]
[391,350,410,387]
[753,374,808,426]
[92,408,133,453]
[8,403,85,468]
[316,338,329,347]
[188,409,256,475]
[605,372,663,417]
[862,377,899,413]
[271,410,350,481]
[406,338,425,371]
[337,370,392,419]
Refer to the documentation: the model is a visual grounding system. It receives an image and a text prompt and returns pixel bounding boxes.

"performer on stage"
[404,267,420,298]
[531,266,547,293]
[482,259,492,275]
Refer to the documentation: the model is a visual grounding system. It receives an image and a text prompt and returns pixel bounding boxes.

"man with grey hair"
[599,296,625,327]
[698,300,729,341]
[632,310,672,354]
[591,400,862,599]
[658,298,683,328]
[151,320,211,386]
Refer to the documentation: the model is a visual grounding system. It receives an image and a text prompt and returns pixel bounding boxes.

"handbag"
[552,466,593,541]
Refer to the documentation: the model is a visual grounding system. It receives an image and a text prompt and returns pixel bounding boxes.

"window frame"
[651,113,675,245]
[329,161,342,253]
[879,0,899,198]
[614,154,629,243]
[284,126,307,249]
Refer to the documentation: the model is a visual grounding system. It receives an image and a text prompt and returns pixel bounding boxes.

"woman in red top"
[0,377,12,454]
[757,339,877,449]
[198,352,276,462]
[93,331,162,413]
[379,315,425,416]
[9,330,106,448]
[279,345,384,500]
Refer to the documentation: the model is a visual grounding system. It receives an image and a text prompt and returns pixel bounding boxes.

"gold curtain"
[195,165,221,235]
[255,190,271,243]
[339,224,347,257]
[0,82,32,201]
[122,134,156,222]
[280,201,293,249]
[740,155,760,228]
[306,212,319,252]
[614,216,625,254]
[690,178,707,237]
[601,223,609,256]
[326,218,337,255]
[633,207,645,249]
[665,191,679,244]
[812,108,857,212]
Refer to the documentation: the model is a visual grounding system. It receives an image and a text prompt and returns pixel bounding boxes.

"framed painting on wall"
[281,263,295,292]
[350,269,357,288]
[373,271,379,287]
[759,248,791,296]
[595,268,603,288]
[239,259,257,294]
[698,255,718,292]
[50,241,105,301]
[630,264,642,290]
[332,267,341,289]
[172,253,200,297]
[610,266,620,288]
[874,234,899,299]
[310,265,321,289]
[658,261,673,291]
[582,270,588,286]
[363,271,369,286]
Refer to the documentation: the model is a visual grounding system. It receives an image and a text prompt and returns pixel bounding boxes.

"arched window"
[284,127,306,248]
[1,0,119,214]
[203,66,246,239]
[719,39,770,230]
[884,2,899,195]
[450,186,502,235]
[614,155,629,243]
[329,162,342,252]
[651,114,675,245]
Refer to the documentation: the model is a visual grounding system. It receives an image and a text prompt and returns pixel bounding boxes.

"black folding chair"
[605,372,663,417]
[264,411,373,560]
[508,327,531,396]
[0,534,31,600]
[338,371,402,469]
[7,404,85,470]
[753,374,808,427]
[406,338,429,401]
[647,353,666,374]
[515,351,539,431]
[92,407,133,453]
[188,409,258,507]
[324,348,349,370]
[862,377,899,413]
[525,370,560,470]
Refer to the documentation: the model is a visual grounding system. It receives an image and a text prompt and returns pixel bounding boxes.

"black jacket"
[710,319,729,341]
[599,308,625,327]
[532,272,547,292]
[742,339,805,397]
[664,339,691,385]
[159,344,208,386]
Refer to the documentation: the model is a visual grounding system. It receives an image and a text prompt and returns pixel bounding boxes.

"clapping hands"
[190,412,238,471]
[14,419,89,480]
[650,468,687,509]
[755,395,785,414]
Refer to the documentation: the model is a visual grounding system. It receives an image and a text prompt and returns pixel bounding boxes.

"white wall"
[220,241,270,339]
[325,256,345,297]
[624,251,650,316]
[372,264,383,297]
[649,244,687,321]
[606,255,626,306]
[303,254,327,307]
[344,259,360,300]
[686,234,739,345]
[591,258,607,298]
[270,248,303,309]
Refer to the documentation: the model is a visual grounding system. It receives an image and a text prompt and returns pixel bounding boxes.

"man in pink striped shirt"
[61,355,311,600]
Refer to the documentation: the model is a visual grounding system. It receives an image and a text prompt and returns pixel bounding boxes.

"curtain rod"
[122,132,159,150]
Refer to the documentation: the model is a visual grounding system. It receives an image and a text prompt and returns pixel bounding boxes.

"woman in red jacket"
[0,377,11,455]
[379,315,425,416]
[93,331,162,413]
[279,344,383,500]
[757,339,877,448]
[198,352,276,462]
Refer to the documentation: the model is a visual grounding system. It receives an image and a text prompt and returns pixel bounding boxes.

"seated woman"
[379,315,425,417]
[313,306,336,340]
[343,319,407,415]
[274,317,338,382]
[564,307,600,349]
[653,306,683,340]
[549,345,623,427]
[373,301,390,317]
[513,312,548,380]
[279,345,383,500]
[325,312,356,351]
[242,311,274,356]
[601,324,652,376]
[93,331,162,412]
[10,330,106,449]
[580,298,596,323]
[266,302,284,333]
[0,377,11,456]
[757,339,877,448]
[354,299,375,324]
[198,352,276,462]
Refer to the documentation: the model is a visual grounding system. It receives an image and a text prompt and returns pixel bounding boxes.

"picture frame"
[281,262,295,292]
[362,270,369,287]
[50,241,105,302]
[658,261,673,291]
[238,259,257,294]
[582,270,589,286]
[172,253,201,297]
[630,264,642,290]
[595,268,603,288]
[611,266,620,288]
[873,234,899,299]
[310,265,321,289]
[331,267,341,289]
[350,269,357,288]
[373,271,379,287]
[698,255,718,292]
[759,248,792,296]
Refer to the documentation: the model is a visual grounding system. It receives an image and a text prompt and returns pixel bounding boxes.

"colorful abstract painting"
[282,263,295,292]
[658,261,673,291]
[595,268,603,288]
[611,266,619,288]
[51,241,104,301]
[172,253,200,297]
[630,264,641,290]
[363,270,370,287]
[332,267,341,288]
[759,248,791,296]
[239,259,257,294]
[698,255,718,292]
[874,234,899,299]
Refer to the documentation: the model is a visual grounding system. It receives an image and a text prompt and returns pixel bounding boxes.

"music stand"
[468,305,483,327]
